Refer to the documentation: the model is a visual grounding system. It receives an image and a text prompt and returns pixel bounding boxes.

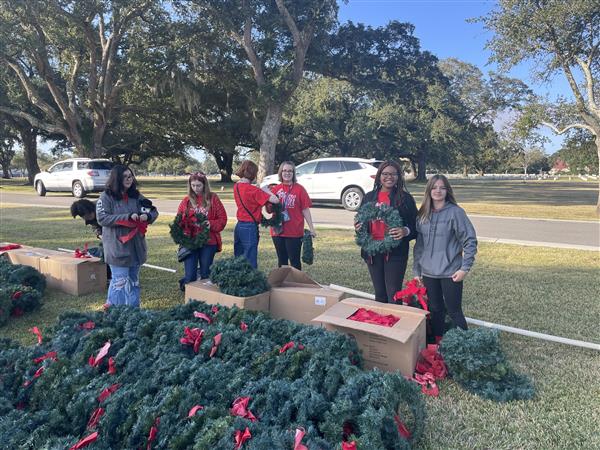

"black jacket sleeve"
[399,193,418,242]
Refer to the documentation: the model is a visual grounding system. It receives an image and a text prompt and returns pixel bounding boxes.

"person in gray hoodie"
[96,165,159,307]
[413,174,477,341]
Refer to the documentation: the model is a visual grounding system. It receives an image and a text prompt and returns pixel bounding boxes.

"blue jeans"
[181,244,218,287]
[234,221,259,269]
[107,265,141,307]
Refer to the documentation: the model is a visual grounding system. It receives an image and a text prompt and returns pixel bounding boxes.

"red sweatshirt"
[177,194,227,251]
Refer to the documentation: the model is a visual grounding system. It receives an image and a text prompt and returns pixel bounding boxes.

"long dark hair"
[105,164,140,199]
[372,160,407,207]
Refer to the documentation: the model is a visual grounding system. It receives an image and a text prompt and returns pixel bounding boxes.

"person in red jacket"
[270,161,316,270]
[233,160,279,269]
[177,172,227,290]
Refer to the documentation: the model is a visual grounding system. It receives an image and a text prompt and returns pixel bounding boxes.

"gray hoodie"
[413,202,477,278]
[96,191,159,267]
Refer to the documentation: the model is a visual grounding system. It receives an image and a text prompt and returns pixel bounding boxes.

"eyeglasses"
[432,186,447,191]
[381,172,399,178]
[281,170,294,173]
[123,174,133,180]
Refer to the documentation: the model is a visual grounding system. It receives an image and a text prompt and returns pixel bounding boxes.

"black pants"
[422,276,468,337]
[272,236,303,270]
[366,254,408,303]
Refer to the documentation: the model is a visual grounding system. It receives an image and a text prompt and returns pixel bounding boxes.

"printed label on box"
[314,296,326,306]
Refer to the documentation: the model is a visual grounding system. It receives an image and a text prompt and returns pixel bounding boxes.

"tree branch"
[0,106,66,135]
[575,56,599,115]
[235,13,265,86]
[541,121,595,135]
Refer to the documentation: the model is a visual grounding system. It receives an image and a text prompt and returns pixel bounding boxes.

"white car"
[261,157,382,211]
[34,158,114,198]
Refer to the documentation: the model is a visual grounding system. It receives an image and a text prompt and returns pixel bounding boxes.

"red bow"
[30,326,43,345]
[69,431,98,450]
[393,278,428,311]
[180,327,204,354]
[86,407,105,430]
[115,219,148,243]
[348,308,399,327]
[415,344,447,380]
[108,357,117,375]
[146,417,160,450]
[89,341,111,367]
[413,372,439,397]
[98,383,121,403]
[33,351,57,364]
[188,405,204,417]
[234,427,252,449]
[240,321,248,332]
[210,333,222,358]
[231,397,257,422]
[0,243,21,251]
[342,441,357,450]
[179,212,204,238]
[23,366,44,387]
[279,341,304,353]
[294,428,308,450]
[193,311,213,324]
[78,321,96,330]
[74,243,91,258]
[394,415,412,439]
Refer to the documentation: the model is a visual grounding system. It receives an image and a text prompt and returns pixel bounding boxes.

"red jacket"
[177,194,227,252]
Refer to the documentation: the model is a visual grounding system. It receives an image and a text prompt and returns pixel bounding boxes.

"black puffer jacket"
[359,187,418,261]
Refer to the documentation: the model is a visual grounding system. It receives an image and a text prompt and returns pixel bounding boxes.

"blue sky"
[338,0,570,152]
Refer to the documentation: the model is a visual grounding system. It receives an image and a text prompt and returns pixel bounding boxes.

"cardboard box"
[185,279,270,312]
[39,255,107,296]
[3,247,106,296]
[312,298,428,376]
[267,266,346,325]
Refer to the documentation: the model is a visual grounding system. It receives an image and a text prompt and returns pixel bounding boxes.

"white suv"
[261,157,381,211]
[34,158,114,198]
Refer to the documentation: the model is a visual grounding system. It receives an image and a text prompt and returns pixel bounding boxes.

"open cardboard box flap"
[49,254,103,265]
[267,266,321,288]
[313,297,428,344]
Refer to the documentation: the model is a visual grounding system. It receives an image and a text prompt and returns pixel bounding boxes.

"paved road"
[1,192,598,250]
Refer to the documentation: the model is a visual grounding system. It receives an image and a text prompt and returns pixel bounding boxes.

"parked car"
[260,157,382,211]
[34,158,114,198]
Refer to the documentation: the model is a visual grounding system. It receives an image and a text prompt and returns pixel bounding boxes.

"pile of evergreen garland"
[0,258,45,326]
[0,303,426,449]
[439,328,535,402]
[210,257,270,297]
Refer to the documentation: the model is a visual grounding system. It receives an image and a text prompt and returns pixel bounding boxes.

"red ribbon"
[193,311,213,324]
[211,306,219,314]
[342,441,357,450]
[279,341,295,353]
[146,417,160,450]
[74,243,91,258]
[394,415,412,439]
[415,344,447,380]
[33,351,57,364]
[86,407,105,430]
[69,431,98,450]
[234,427,252,450]
[11,307,24,317]
[0,243,21,251]
[98,383,121,403]
[180,327,204,354]
[115,219,148,244]
[210,333,222,358]
[89,341,111,367]
[412,372,439,397]
[30,327,43,345]
[393,278,429,311]
[78,321,96,330]
[230,397,257,422]
[108,357,117,375]
[294,428,308,450]
[348,308,399,327]
[11,290,22,300]
[188,405,204,417]
[23,366,44,387]
[240,322,248,332]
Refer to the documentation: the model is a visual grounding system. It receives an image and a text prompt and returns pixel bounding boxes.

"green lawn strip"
[1,205,599,449]
[2,177,598,220]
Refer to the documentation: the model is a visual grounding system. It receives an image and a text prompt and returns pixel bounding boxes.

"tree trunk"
[257,103,284,182]
[595,135,600,215]
[1,164,10,179]
[213,151,234,183]
[416,151,427,181]
[18,126,39,185]
[462,164,468,177]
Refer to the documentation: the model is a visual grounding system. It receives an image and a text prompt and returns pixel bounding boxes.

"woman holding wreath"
[269,161,316,270]
[96,165,159,307]
[355,161,417,303]
[233,160,279,269]
[176,172,227,290]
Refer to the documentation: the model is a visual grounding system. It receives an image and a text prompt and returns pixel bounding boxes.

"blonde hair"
[417,174,457,223]
[187,172,212,209]
[277,161,297,183]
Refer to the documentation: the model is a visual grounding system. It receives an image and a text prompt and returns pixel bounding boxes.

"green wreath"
[169,212,210,249]
[354,202,405,256]
[260,202,284,228]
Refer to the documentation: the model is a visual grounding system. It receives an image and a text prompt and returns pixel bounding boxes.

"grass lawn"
[2,176,599,220]
[1,205,599,449]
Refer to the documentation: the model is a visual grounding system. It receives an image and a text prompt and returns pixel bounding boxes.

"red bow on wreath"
[115,219,148,243]
[180,212,201,238]
[393,278,428,311]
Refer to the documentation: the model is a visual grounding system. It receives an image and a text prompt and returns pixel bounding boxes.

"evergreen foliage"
[0,303,426,449]
[261,203,284,228]
[439,328,535,402]
[301,230,314,265]
[169,212,210,250]
[209,257,270,297]
[0,259,45,326]
[355,203,405,256]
